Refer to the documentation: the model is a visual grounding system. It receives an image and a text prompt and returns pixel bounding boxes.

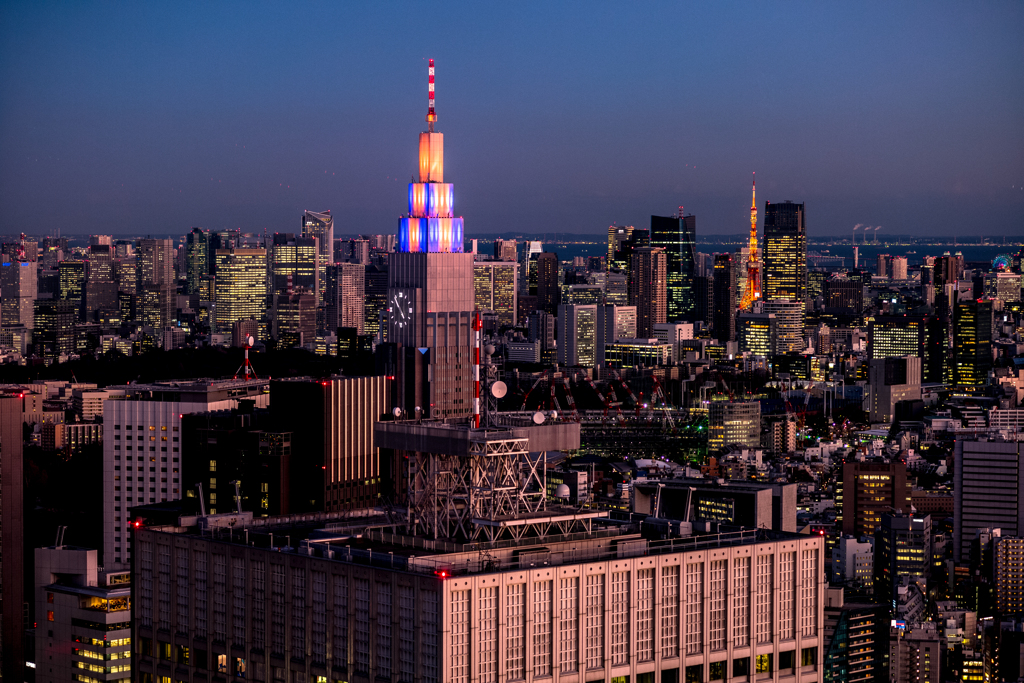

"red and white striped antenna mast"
[426,58,437,132]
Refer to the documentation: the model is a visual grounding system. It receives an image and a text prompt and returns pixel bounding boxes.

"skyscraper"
[269,233,318,297]
[557,303,598,367]
[185,227,210,294]
[628,246,666,338]
[0,258,36,328]
[214,248,268,334]
[84,244,116,321]
[869,315,945,384]
[33,299,75,362]
[388,59,476,419]
[302,209,333,301]
[473,260,518,327]
[325,262,366,334]
[712,253,737,343]
[760,299,804,353]
[536,252,560,314]
[954,439,1024,563]
[0,394,23,679]
[607,224,634,268]
[708,400,761,451]
[838,460,910,539]
[953,299,993,391]
[651,210,696,321]
[763,201,807,306]
[136,238,176,329]
[58,259,86,321]
[493,238,517,261]
[364,263,388,341]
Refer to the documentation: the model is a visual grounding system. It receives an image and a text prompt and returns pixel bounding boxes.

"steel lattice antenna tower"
[740,173,761,309]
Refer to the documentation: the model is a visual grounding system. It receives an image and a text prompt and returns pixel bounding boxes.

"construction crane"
[650,375,676,431]
[520,375,545,411]
[561,376,580,422]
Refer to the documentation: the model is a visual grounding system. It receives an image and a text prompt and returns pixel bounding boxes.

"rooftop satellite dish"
[555,484,571,499]
[392,407,403,418]
[491,381,507,399]
[246,335,255,347]
[532,411,546,425]
[549,410,558,420]
[484,344,496,356]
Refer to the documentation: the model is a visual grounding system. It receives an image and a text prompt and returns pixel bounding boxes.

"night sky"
[2,2,1022,238]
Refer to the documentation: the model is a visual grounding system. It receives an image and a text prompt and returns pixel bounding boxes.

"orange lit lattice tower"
[397,59,464,253]
[740,173,761,309]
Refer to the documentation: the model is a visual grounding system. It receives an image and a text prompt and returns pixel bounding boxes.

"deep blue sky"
[2,2,1022,239]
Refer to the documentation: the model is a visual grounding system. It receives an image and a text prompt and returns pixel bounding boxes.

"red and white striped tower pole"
[472,310,482,428]
[427,59,436,132]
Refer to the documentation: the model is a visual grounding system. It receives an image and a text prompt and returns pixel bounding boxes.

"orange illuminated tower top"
[740,173,761,309]
[419,59,443,183]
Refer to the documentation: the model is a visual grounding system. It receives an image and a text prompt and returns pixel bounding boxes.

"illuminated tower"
[389,60,475,419]
[740,173,761,309]
[396,58,465,253]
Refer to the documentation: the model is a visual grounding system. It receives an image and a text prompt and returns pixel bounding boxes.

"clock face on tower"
[392,292,408,328]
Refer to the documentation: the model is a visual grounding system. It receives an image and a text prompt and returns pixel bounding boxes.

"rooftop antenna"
[234,335,257,379]
[231,480,243,513]
[426,59,436,133]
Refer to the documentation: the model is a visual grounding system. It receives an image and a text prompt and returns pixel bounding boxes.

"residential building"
[888,623,943,683]
[831,535,874,590]
[995,536,1024,614]
[822,588,888,683]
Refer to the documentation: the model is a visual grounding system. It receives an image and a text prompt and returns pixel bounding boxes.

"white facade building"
[831,535,874,588]
[101,379,269,570]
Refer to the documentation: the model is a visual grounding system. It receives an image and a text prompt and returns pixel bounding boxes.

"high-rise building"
[837,459,910,539]
[738,310,773,357]
[536,252,561,315]
[763,201,807,306]
[269,233,318,298]
[708,400,761,451]
[302,209,333,300]
[953,299,993,392]
[32,546,131,683]
[822,588,889,683]
[473,260,518,327]
[363,264,388,342]
[32,298,75,362]
[136,238,176,329]
[994,536,1024,614]
[869,314,945,384]
[101,378,270,569]
[822,277,864,313]
[270,376,391,512]
[58,259,86,320]
[712,253,737,343]
[185,227,210,294]
[493,237,517,261]
[0,258,36,328]
[606,224,634,269]
[954,438,1024,563]
[0,394,24,677]
[84,244,116,321]
[214,248,267,335]
[335,238,370,265]
[891,256,908,280]
[760,299,804,353]
[325,262,365,335]
[876,513,931,607]
[628,246,666,338]
[272,290,317,348]
[651,211,696,321]
[867,356,922,423]
[557,303,598,367]
[388,60,475,420]
[694,274,713,327]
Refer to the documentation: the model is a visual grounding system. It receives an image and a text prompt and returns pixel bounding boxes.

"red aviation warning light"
[426,59,437,130]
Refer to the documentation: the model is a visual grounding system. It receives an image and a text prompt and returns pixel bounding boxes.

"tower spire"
[426,58,436,132]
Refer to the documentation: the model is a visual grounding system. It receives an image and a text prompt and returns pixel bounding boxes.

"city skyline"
[2,3,1022,238]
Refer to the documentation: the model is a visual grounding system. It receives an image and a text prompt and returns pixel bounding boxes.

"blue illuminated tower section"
[397,59,465,254]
